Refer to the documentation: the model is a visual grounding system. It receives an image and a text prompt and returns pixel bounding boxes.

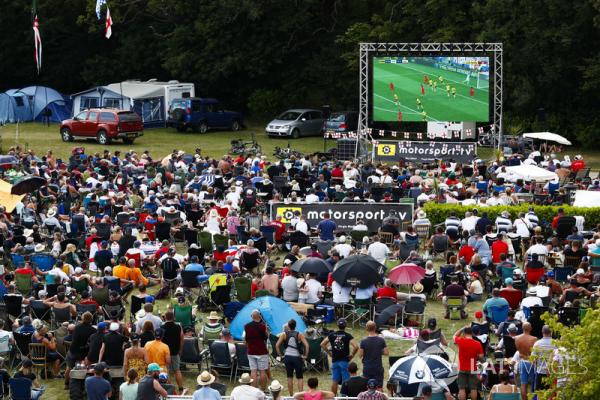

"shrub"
[247,89,284,121]
[422,202,600,228]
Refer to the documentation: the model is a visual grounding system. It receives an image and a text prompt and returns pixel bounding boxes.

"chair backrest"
[198,231,213,251]
[174,304,193,327]
[234,276,252,302]
[155,222,172,241]
[557,307,580,327]
[306,338,322,361]
[375,297,396,313]
[11,254,25,268]
[415,224,431,240]
[181,270,202,288]
[30,253,56,272]
[76,303,97,317]
[405,297,426,314]
[3,295,22,318]
[258,226,275,244]
[502,335,517,357]
[15,274,32,295]
[290,231,309,248]
[501,266,515,281]
[471,321,490,335]
[489,305,510,325]
[8,378,32,400]
[92,286,109,306]
[71,278,89,294]
[432,235,449,252]
[29,342,47,362]
[30,300,51,321]
[447,296,463,307]
[13,332,32,357]
[213,234,229,248]
[499,290,523,310]
[234,342,250,369]
[553,266,573,283]
[563,255,582,269]
[180,337,201,363]
[255,289,270,298]
[379,231,394,245]
[253,237,267,254]
[209,341,232,366]
[104,276,121,292]
[53,306,72,323]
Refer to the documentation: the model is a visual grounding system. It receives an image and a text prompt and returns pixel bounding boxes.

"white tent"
[504,165,558,182]
[522,132,572,145]
[573,191,600,208]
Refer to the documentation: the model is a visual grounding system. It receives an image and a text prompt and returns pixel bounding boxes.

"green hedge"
[422,203,600,228]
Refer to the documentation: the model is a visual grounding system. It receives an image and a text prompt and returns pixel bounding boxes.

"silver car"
[266,108,326,138]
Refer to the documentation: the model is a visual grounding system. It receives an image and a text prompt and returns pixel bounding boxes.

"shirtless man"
[514,322,538,400]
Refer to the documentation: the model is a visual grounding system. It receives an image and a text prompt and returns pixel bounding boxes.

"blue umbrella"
[389,354,457,397]
[229,295,307,340]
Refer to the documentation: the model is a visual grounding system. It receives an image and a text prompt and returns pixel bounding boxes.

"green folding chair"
[198,231,213,251]
[234,276,252,303]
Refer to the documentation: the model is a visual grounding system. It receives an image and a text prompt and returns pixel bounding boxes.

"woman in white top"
[119,369,139,400]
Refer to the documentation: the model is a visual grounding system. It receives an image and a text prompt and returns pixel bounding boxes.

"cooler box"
[316,304,335,323]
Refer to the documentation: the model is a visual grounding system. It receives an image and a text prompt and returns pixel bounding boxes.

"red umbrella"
[388,263,426,285]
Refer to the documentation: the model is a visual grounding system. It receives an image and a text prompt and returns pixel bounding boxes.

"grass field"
[373,57,489,122]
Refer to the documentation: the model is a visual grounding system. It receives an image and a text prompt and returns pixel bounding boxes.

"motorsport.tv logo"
[275,205,409,225]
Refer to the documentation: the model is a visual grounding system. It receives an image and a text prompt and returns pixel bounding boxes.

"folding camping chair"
[209,341,235,382]
[181,337,209,371]
[447,297,465,320]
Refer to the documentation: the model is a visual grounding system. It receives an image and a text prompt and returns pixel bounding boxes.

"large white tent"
[522,132,572,145]
[504,165,558,182]
[573,191,600,208]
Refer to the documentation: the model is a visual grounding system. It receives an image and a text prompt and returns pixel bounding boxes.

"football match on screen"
[373,56,490,122]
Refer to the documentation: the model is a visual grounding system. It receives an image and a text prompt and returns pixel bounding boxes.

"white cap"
[109,322,119,331]
[75,267,83,274]
[576,268,585,275]
[284,259,292,265]
[514,268,523,275]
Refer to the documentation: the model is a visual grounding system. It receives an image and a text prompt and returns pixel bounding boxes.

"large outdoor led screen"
[372,56,490,122]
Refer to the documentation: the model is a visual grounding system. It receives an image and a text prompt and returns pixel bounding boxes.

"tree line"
[0,0,599,144]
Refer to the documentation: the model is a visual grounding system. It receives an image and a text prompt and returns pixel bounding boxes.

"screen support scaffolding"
[358,42,503,155]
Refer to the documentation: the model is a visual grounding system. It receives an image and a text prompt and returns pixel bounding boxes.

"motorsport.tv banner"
[270,202,414,232]
[373,140,477,163]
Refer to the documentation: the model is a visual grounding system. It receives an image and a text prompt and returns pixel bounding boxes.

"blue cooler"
[316,304,335,323]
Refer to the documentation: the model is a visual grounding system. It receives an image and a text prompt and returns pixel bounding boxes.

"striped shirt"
[495,216,513,233]
[445,217,461,236]
[525,212,539,228]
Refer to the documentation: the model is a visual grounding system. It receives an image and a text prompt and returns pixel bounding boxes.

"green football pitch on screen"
[372,56,490,122]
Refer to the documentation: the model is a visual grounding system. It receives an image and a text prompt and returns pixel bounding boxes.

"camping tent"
[0,86,70,123]
[504,165,559,183]
[229,295,307,340]
[0,92,32,123]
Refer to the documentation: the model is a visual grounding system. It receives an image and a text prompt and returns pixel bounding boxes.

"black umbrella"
[331,255,385,288]
[375,303,403,328]
[291,257,332,275]
[11,176,47,195]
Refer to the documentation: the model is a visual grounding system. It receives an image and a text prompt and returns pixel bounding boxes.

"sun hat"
[147,363,162,373]
[47,209,56,218]
[197,371,216,386]
[412,282,424,293]
[174,287,184,296]
[417,210,427,219]
[239,373,253,384]
[269,380,283,392]
[34,243,45,253]
[208,311,220,321]
[75,267,83,274]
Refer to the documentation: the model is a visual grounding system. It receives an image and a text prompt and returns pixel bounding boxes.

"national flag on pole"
[105,7,113,39]
[33,15,42,74]
[96,0,106,19]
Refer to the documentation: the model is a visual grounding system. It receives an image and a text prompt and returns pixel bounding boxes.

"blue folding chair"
[488,304,509,326]
[30,253,56,272]
[10,254,25,268]
[8,377,32,400]
[553,266,572,283]
[259,226,276,244]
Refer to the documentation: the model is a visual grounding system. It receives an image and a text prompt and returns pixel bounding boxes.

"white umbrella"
[523,132,572,146]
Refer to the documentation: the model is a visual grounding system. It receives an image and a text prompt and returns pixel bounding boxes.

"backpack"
[285,330,304,355]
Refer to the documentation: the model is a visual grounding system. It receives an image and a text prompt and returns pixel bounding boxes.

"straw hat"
[269,380,283,392]
[412,282,424,293]
[239,373,253,384]
[197,371,216,386]
[34,243,45,253]
[47,209,56,218]
[417,210,427,219]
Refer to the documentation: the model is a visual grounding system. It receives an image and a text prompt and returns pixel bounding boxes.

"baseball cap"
[222,328,231,336]
[147,363,162,372]
[103,266,112,274]
[154,328,164,338]
[109,322,119,332]
[284,259,292,265]
[508,323,518,333]
[97,322,108,330]
[158,373,169,381]
[337,318,347,328]
[547,270,555,278]
[367,379,378,389]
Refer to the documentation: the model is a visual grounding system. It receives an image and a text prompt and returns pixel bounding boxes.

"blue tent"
[229,295,307,340]
[0,86,70,124]
[0,91,32,123]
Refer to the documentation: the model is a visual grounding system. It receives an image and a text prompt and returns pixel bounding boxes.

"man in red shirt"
[458,243,475,264]
[15,262,39,284]
[490,234,509,264]
[454,326,484,400]
[571,155,585,173]
[244,310,269,391]
[270,215,287,246]
[551,208,564,230]
[377,279,397,301]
